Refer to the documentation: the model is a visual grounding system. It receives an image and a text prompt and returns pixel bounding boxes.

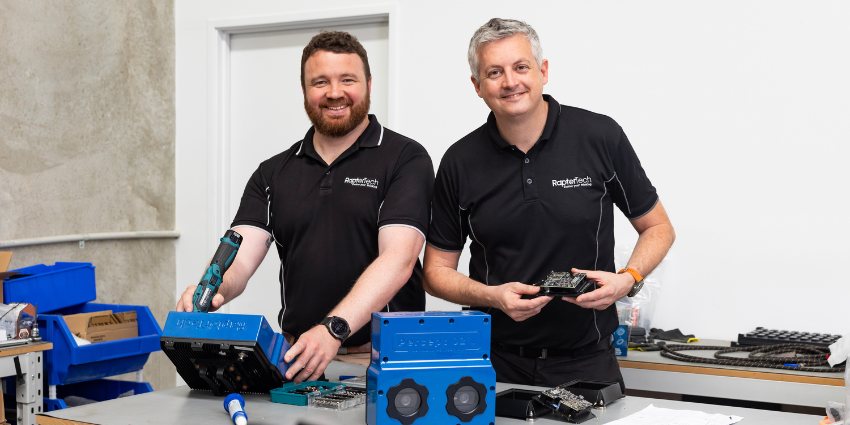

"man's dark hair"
[301,31,371,89]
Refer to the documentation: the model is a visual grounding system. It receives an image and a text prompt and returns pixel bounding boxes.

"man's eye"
[488,70,502,77]
[517,65,530,71]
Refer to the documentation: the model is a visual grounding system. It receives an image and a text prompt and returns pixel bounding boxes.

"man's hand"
[283,325,342,383]
[491,282,554,321]
[562,268,634,310]
[175,285,224,312]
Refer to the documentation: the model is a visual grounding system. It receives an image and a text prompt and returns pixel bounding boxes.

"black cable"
[659,343,845,373]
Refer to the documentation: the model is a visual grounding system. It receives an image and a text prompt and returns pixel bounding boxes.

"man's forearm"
[625,222,675,277]
[422,246,497,308]
[327,250,418,336]
[424,265,494,307]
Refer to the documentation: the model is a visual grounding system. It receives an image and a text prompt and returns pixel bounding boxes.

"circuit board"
[534,387,594,423]
[532,271,592,297]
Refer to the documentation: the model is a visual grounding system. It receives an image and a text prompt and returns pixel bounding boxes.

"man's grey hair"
[468,18,543,81]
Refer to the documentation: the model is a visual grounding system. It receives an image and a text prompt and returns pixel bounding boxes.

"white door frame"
[205,5,398,248]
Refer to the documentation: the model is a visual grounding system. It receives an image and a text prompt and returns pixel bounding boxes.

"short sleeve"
[609,128,659,219]
[427,155,468,252]
[230,164,273,235]
[377,143,434,238]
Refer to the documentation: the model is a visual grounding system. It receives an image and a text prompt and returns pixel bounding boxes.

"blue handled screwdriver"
[192,230,243,312]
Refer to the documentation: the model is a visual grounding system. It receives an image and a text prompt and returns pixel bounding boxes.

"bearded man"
[177,31,434,383]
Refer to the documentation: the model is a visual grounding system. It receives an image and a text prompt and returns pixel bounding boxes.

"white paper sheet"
[604,405,744,425]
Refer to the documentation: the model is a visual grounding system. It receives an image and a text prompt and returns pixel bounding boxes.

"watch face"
[330,317,349,336]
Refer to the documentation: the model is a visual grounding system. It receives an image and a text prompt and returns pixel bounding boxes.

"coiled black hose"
[659,343,845,373]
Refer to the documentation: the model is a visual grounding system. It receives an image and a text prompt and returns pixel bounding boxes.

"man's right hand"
[176,284,225,312]
[489,282,553,321]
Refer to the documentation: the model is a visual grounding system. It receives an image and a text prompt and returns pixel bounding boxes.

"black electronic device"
[160,312,289,396]
[533,386,595,423]
[558,380,624,408]
[737,327,840,348]
[531,271,592,297]
[495,389,553,421]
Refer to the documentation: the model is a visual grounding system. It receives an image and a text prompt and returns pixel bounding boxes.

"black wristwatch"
[320,316,350,342]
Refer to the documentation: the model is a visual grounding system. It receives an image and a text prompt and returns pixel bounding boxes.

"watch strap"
[618,268,644,297]
[618,267,643,283]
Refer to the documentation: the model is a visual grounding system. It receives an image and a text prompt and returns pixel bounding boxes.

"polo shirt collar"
[296,114,384,158]
[486,94,561,151]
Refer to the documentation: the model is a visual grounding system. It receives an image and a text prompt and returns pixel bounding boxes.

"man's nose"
[327,81,343,99]
[503,70,518,90]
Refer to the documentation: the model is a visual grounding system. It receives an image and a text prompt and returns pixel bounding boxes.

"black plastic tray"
[495,388,552,420]
[558,380,624,408]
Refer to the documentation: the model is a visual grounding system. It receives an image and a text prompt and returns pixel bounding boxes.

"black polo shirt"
[231,115,433,346]
[428,95,658,350]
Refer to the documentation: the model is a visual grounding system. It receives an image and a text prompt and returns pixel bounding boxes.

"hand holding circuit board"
[529,270,592,297]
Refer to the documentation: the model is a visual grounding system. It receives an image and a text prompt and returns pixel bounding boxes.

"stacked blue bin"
[3,262,162,411]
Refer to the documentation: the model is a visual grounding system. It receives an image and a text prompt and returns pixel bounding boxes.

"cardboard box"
[63,310,138,344]
[0,251,14,302]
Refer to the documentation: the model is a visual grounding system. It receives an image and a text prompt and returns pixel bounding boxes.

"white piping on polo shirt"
[379,224,426,240]
[613,174,631,215]
[295,141,303,155]
[466,208,492,314]
[266,186,272,226]
[591,174,618,345]
[279,263,287,330]
[377,126,384,145]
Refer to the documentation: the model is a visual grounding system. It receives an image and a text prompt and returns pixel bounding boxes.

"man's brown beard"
[304,92,371,138]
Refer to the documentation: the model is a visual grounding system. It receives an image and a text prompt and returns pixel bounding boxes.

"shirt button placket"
[522,156,538,201]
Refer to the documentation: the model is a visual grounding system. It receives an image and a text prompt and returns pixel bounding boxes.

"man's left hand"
[561,268,635,310]
[282,325,342,383]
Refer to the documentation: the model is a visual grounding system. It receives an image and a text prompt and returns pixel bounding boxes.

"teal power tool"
[192,230,243,312]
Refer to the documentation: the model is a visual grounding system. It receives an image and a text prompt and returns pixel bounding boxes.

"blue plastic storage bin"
[38,303,162,386]
[3,262,96,313]
[42,379,153,412]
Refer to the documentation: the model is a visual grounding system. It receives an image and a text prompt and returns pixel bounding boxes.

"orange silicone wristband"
[618,267,643,282]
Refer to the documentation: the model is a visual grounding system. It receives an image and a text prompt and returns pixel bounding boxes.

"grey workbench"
[40,361,825,425]
[618,339,844,407]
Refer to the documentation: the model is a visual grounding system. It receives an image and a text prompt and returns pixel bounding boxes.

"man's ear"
[471,75,482,98]
[540,59,549,86]
[368,76,372,94]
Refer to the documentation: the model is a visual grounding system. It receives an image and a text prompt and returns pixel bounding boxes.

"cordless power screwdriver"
[192,230,243,312]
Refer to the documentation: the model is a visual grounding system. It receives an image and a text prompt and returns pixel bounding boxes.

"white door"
[227,22,389,331]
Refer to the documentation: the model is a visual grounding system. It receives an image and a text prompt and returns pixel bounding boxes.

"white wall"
[177,1,850,341]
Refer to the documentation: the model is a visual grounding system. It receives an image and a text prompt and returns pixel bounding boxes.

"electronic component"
[531,271,592,297]
[367,311,496,425]
[738,327,841,348]
[160,312,290,396]
[534,387,595,423]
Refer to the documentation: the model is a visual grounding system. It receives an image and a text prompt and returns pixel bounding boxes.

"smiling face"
[303,50,371,138]
[472,34,548,119]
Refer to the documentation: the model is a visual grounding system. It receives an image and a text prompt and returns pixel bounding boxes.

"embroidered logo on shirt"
[344,177,379,189]
[552,176,592,189]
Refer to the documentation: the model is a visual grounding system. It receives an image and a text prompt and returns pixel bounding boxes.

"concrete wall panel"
[0,0,175,390]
